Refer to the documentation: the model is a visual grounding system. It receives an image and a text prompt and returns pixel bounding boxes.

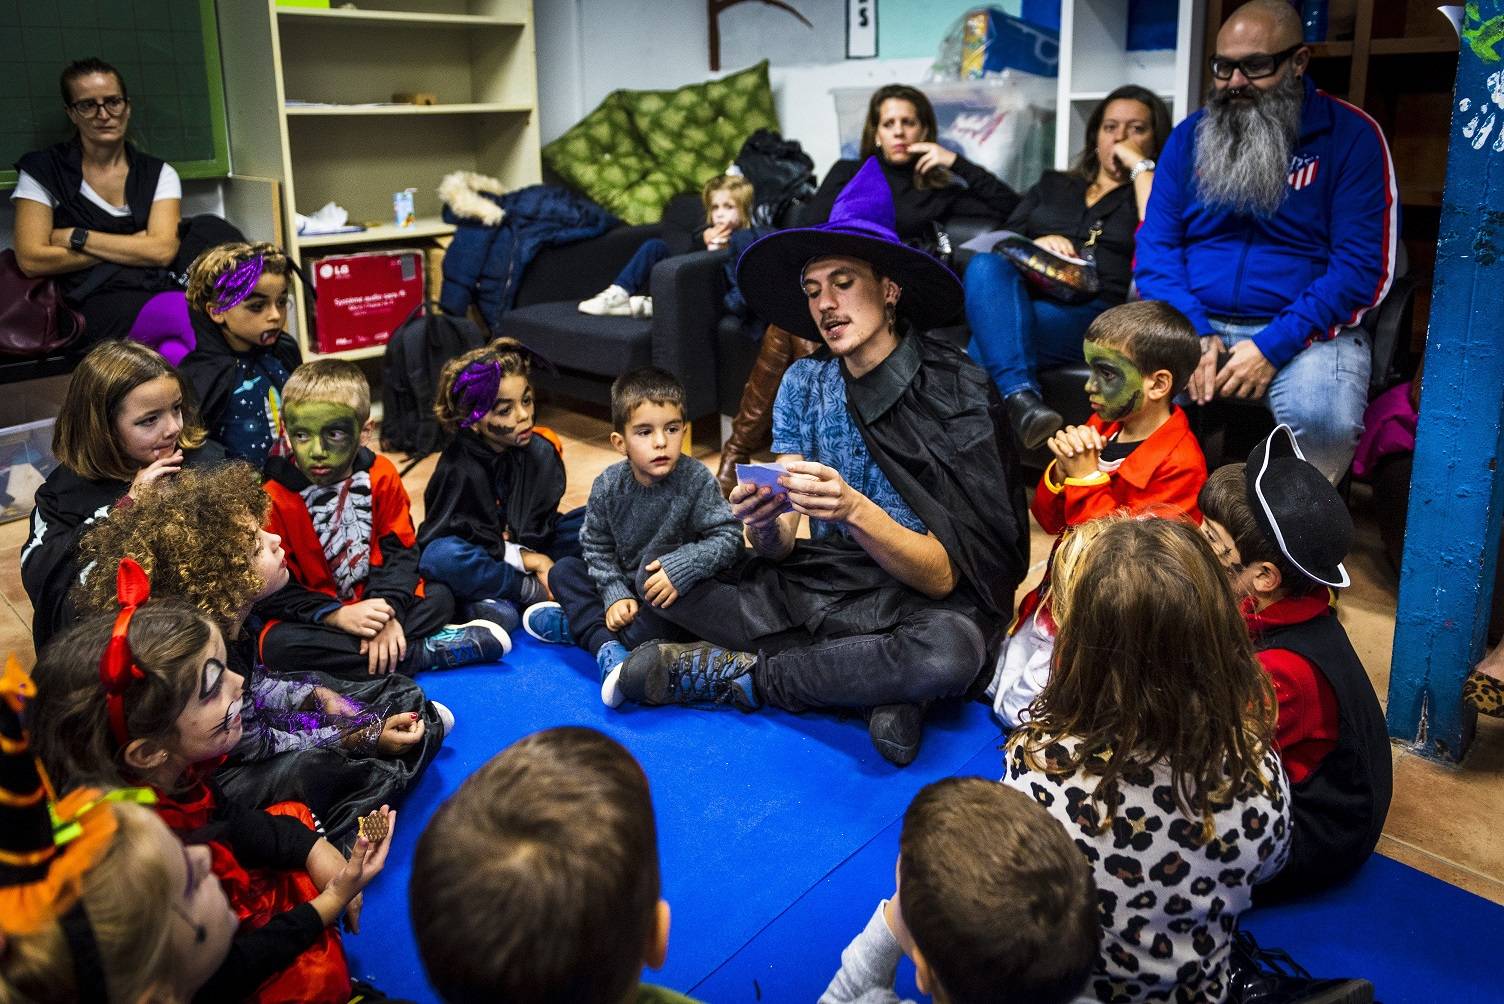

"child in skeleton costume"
[256,359,511,679]
[75,461,450,846]
[21,338,224,652]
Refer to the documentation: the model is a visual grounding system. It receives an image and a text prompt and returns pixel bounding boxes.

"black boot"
[867,703,924,766]
[1227,929,1374,1004]
[1004,389,1064,450]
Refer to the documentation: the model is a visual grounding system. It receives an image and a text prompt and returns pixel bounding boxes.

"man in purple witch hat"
[613,158,1030,766]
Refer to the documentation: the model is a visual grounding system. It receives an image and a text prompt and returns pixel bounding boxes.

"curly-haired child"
[21,338,224,651]
[578,173,758,318]
[417,338,584,627]
[76,461,450,844]
[1,658,237,1003]
[259,359,511,677]
[30,587,396,1003]
[179,241,303,468]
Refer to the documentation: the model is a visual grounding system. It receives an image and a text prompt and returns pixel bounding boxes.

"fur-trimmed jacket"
[437,171,617,331]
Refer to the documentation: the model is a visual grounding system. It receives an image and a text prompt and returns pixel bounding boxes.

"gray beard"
[1194,71,1305,218]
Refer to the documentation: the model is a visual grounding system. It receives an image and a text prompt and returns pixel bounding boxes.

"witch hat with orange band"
[0,654,155,996]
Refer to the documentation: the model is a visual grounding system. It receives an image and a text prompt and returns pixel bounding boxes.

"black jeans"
[636,559,988,713]
[260,583,456,680]
[550,555,683,657]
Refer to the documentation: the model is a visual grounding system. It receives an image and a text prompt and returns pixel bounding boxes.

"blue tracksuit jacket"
[1134,75,1398,369]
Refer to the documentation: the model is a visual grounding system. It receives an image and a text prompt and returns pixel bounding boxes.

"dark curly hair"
[75,461,269,633]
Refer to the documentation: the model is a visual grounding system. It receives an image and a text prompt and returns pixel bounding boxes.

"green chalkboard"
[0,0,230,188]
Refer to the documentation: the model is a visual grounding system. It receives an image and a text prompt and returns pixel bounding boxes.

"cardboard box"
[310,250,425,354]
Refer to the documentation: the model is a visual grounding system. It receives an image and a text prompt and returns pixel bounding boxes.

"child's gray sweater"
[580,458,743,607]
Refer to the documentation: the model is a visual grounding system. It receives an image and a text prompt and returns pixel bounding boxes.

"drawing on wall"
[711,0,856,71]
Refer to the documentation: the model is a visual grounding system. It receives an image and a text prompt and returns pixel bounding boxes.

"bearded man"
[1134,0,1398,482]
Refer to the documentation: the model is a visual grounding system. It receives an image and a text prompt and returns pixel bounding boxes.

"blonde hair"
[0,802,177,1004]
[701,174,754,230]
[1039,514,1119,631]
[184,241,291,317]
[433,338,533,435]
[53,340,207,483]
[282,358,371,425]
[76,462,269,634]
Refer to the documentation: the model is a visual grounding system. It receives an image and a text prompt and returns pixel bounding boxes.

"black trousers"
[550,555,684,657]
[636,558,988,713]
[259,584,455,680]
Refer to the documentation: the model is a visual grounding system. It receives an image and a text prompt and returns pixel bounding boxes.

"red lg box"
[310,249,424,354]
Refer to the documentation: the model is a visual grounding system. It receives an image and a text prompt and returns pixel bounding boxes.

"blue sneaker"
[522,601,573,645]
[404,621,511,672]
[462,598,521,635]
[596,640,630,708]
[616,641,761,710]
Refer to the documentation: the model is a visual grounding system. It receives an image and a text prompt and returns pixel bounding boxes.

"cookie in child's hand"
[357,810,389,844]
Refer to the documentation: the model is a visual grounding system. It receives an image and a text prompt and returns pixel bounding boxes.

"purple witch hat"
[735,156,962,341]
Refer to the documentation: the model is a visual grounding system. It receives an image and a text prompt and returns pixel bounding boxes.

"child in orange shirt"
[1031,300,1206,534]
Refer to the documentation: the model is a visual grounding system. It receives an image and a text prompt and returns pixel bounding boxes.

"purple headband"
[453,360,503,429]
[212,255,265,312]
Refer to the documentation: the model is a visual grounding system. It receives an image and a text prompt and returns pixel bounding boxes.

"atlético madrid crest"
[1287,153,1320,190]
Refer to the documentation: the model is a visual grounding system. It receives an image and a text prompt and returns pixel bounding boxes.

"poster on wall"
[716,0,843,68]
[847,0,877,58]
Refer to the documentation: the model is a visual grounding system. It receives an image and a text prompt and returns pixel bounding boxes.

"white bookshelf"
[1055,0,1203,170]
[216,0,541,359]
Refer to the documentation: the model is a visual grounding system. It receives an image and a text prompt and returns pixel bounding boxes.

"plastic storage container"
[0,418,58,524]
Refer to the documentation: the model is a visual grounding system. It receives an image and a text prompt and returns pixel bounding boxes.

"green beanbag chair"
[543,61,778,226]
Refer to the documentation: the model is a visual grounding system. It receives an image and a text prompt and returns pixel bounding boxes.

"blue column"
[1388,1,1504,761]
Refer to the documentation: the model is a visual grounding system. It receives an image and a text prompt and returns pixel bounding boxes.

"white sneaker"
[579,285,631,316]
[601,664,626,708]
[628,295,653,318]
[431,701,455,738]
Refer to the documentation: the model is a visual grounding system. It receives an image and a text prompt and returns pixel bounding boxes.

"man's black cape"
[735,331,1029,646]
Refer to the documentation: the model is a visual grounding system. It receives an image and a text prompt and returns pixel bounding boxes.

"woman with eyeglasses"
[11,58,190,347]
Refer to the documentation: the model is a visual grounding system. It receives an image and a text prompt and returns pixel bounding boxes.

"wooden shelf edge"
[297,219,455,248]
[301,343,391,362]
[1370,37,1460,56]
[284,102,531,117]
[1308,41,1355,57]
[276,8,524,28]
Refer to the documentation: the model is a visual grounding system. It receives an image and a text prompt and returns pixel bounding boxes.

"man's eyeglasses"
[1209,43,1304,82]
[68,96,128,117]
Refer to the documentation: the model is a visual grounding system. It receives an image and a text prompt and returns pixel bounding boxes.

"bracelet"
[1063,471,1111,488]
[1041,460,1064,495]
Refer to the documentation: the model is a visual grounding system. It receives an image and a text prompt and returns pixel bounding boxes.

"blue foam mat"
[344,639,1502,1002]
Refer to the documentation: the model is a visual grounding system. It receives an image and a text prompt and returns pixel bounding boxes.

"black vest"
[1255,609,1393,898]
[14,139,166,298]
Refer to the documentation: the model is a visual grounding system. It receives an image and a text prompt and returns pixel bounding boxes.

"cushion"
[543,62,778,226]
[502,301,653,376]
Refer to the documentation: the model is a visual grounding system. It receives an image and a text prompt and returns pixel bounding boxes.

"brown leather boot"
[716,324,817,496]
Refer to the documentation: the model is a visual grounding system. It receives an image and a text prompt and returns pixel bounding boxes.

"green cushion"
[542,62,778,226]
[542,90,660,224]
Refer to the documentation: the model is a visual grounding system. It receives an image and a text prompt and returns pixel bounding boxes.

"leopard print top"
[1003,738,1291,1003]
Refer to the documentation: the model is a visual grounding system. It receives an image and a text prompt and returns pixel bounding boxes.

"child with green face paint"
[256,360,512,679]
[1032,300,1208,538]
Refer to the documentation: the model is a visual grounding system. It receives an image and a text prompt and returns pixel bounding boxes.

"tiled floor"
[5,395,1503,906]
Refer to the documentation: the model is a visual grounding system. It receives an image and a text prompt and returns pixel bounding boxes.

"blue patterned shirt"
[771,355,927,541]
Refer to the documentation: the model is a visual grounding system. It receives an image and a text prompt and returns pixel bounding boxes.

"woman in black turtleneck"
[715,84,1019,495]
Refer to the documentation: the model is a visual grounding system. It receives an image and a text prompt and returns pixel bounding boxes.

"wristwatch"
[1129,159,1156,181]
[68,228,88,251]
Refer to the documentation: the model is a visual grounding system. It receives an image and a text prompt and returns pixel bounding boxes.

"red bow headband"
[98,558,150,749]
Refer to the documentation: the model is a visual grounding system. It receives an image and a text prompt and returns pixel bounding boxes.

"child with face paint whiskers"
[179,242,303,469]
[28,578,397,1003]
[256,360,512,679]
[1031,300,1207,536]
[417,339,583,630]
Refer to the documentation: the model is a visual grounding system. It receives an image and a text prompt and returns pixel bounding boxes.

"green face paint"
[1082,341,1145,422]
[285,401,359,486]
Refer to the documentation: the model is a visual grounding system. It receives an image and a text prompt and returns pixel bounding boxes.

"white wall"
[535,0,940,178]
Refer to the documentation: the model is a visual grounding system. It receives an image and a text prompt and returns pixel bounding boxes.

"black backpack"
[379,301,487,464]
[734,129,817,228]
